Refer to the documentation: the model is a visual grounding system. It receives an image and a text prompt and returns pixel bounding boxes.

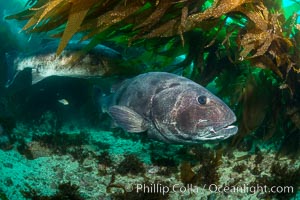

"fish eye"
[197,95,207,105]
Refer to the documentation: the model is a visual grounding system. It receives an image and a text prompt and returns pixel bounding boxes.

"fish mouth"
[195,120,238,141]
[208,113,238,140]
[208,124,238,140]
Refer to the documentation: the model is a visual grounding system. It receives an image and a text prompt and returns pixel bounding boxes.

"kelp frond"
[56,0,98,54]
[5,0,300,89]
[188,0,253,22]
[7,0,258,53]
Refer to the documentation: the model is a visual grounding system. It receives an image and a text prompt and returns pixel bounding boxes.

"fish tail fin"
[5,68,32,92]
[5,51,19,87]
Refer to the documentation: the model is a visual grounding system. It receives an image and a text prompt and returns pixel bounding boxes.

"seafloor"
[0,115,299,200]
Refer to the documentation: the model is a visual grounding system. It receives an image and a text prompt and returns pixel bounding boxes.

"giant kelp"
[5,0,300,150]
[6,0,300,88]
[7,0,299,68]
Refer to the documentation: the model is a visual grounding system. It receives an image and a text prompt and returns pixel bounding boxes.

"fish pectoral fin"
[108,105,147,133]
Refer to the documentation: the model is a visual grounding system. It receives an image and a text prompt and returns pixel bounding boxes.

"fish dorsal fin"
[108,105,147,133]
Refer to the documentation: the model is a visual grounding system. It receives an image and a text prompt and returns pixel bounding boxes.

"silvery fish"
[5,42,123,87]
[104,72,238,144]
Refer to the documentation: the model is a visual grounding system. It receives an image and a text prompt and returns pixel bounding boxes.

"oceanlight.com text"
[134,183,294,196]
[206,184,294,194]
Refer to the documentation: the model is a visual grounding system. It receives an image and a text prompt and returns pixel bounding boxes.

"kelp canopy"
[6,0,300,149]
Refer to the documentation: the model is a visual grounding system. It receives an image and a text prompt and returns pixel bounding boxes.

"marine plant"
[6,0,299,75]
[150,143,178,163]
[180,162,198,185]
[198,148,222,186]
[253,162,300,200]
[55,182,84,200]
[21,182,85,200]
[67,146,91,163]
[232,163,247,173]
[277,129,300,158]
[179,146,222,186]
[31,130,89,153]
[151,155,177,168]
[14,129,92,162]
[254,146,263,165]
[97,151,113,167]
[116,154,146,175]
[96,151,113,175]
[150,154,178,176]
[5,0,300,151]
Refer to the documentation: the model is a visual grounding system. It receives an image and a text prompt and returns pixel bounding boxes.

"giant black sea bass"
[106,72,238,144]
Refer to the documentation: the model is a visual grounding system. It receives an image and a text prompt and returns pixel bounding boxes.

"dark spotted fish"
[105,72,238,144]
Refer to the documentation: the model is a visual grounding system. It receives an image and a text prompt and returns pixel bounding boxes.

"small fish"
[102,72,238,144]
[58,99,69,105]
[5,41,123,87]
